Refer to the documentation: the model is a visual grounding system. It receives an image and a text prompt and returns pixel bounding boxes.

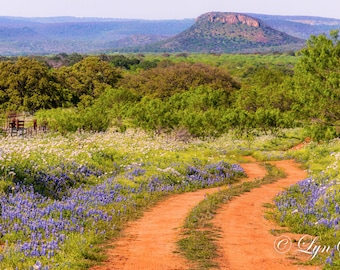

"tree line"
[0,31,339,140]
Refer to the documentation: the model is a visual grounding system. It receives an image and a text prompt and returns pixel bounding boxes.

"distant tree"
[241,66,291,88]
[293,30,340,125]
[54,56,122,104]
[110,55,140,69]
[0,57,64,112]
[65,53,84,66]
[135,59,159,70]
[45,53,84,68]
[119,62,240,98]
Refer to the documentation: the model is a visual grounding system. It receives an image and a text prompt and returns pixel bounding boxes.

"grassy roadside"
[177,163,285,269]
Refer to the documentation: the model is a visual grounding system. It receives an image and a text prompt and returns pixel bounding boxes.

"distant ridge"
[0,12,339,55]
[0,18,193,55]
[126,12,306,53]
[247,13,340,39]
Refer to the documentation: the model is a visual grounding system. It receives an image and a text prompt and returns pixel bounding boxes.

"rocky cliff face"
[128,12,306,54]
[198,12,261,28]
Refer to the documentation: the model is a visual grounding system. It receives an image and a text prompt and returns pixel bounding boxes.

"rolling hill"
[0,12,339,55]
[128,12,306,53]
[250,14,340,39]
[0,17,193,55]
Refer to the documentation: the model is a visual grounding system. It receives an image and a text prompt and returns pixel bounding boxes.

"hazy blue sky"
[1,0,339,19]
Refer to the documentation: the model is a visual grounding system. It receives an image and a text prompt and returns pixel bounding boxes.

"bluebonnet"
[0,177,123,259]
[275,177,340,230]
[16,162,104,199]
[0,159,244,263]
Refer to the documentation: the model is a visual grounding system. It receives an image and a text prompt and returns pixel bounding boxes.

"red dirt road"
[91,189,218,270]
[91,161,266,270]
[212,160,319,269]
[91,158,320,270]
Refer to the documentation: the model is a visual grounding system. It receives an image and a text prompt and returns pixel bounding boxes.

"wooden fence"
[1,112,47,137]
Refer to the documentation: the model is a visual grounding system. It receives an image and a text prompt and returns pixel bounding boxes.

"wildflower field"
[0,29,338,269]
[273,138,340,268]
[0,127,339,269]
[0,128,248,269]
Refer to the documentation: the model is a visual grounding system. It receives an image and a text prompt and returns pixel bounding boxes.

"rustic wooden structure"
[2,112,45,137]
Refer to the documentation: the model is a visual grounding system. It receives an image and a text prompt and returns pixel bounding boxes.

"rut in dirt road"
[212,160,317,270]
[90,162,266,270]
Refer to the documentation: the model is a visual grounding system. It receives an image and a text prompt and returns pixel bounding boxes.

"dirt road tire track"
[212,160,317,269]
[91,161,266,270]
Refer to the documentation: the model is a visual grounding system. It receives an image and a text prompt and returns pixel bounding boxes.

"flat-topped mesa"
[140,11,305,53]
[198,12,261,28]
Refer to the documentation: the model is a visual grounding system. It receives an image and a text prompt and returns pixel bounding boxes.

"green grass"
[177,163,285,269]
[0,128,248,269]
[0,127,324,268]
[268,138,340,269]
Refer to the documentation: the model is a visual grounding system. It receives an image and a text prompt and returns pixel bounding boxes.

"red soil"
[212,160,319,269]
[290,138,311,150]
[90,161,266,270]
[91,156,320,269]
[90,188,219,270]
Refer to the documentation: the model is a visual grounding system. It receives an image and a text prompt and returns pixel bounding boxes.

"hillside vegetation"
[0,18,193,55]
[251,13,340,39]
[0,31,339,140]
[131,12,306,53]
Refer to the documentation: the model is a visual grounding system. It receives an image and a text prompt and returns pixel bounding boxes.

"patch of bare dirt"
[212,160,320,269]
[290,138,311,150]
[91,188,219,270]
[91,158,318,270]
[90,161,265,270]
